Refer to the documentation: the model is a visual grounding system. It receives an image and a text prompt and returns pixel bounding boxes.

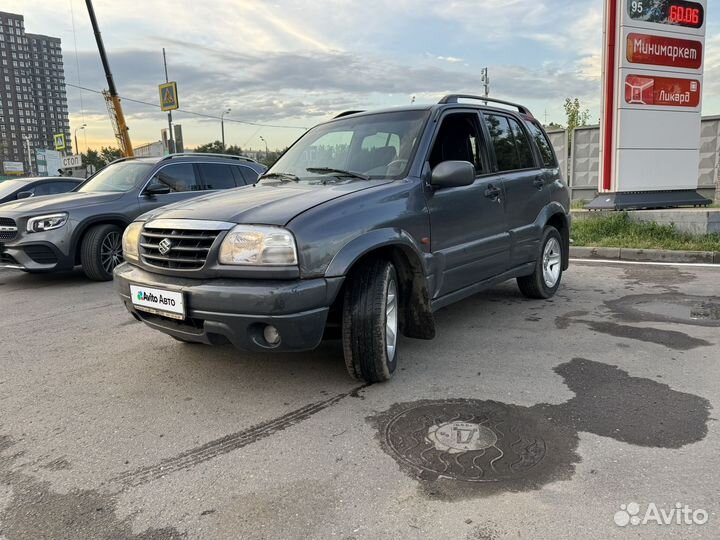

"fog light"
[263,325,280,346]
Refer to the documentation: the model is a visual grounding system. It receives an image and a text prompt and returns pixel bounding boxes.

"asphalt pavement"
[0,260,719,540]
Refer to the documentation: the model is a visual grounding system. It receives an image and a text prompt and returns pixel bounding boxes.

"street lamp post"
[221,108,231,150]
[74,124,87,155]
[24,135,33,176]
[259,136,269,162]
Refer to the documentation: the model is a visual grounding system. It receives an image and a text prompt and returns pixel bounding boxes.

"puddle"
[607,294,720,327]
[371,358,710,500]
[621,265,696,290]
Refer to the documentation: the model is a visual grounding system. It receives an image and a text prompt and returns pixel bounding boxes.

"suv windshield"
[77,162,154,193]
[265,110,429,181]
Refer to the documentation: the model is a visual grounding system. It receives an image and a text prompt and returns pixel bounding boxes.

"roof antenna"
[481,67,490,104]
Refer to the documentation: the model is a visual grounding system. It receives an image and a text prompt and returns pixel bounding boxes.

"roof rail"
[334,110,365,119]
[108,156,137,164]
[438,94,532,116]
[160,152,259,164]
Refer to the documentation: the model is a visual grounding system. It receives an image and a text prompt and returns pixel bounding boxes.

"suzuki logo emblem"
[158,238,173,255]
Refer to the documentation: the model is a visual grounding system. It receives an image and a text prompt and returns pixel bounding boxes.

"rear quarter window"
[525,121,557,168]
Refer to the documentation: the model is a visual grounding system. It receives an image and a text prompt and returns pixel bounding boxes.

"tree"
[564,98,591,152]
[100,146,122,164]
[564,98,591,134]
[194,141,244,156]
[80,146,122,175]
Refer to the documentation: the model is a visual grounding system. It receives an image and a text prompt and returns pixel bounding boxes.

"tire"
[342,259,399,383]
[517,226,563,299]
[81,224,124,281]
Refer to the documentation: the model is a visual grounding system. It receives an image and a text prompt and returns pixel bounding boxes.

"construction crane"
[85,0,133,157]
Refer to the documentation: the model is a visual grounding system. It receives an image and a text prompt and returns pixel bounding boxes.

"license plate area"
[130,284,185,320]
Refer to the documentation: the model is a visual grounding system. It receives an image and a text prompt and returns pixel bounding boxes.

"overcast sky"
[6,0,720,152]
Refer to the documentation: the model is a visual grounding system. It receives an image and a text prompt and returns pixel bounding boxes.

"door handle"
[533,177,545,189]
[484,185,501,199]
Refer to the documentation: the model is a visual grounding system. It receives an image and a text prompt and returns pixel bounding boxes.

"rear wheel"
[517,226,563,299]
[342,259,399,383]
[81,224,124,281]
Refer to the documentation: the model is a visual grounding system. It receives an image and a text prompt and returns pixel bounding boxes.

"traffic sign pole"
[163,48,175,154]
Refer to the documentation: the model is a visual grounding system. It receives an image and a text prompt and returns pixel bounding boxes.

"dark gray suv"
[0,154,266,280]
[114,95,570,382]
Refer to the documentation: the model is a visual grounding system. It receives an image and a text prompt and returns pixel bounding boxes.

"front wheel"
[517,226,563,299]
[342,259,399,383]
[81,224,124,281]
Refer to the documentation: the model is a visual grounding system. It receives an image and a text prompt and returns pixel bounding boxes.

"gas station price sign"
[628,0,704,29]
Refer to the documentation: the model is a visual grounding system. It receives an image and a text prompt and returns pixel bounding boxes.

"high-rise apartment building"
[0,11,71,176]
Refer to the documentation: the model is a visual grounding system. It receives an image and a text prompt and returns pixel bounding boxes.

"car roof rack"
[160,152,259,164]
[334,110,365,119]
[438,94,532,116]
[108,156,137,164]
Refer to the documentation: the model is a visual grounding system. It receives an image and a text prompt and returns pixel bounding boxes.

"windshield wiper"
[260,172,300,182]
[306,167,370,181]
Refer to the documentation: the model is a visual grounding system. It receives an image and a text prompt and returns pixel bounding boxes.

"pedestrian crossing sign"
[159,81,179,111]
[53,133,66,151]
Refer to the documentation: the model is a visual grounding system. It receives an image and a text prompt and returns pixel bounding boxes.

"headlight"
[122,222,144,262]
[26,213,68,233]
[219,225,298,266]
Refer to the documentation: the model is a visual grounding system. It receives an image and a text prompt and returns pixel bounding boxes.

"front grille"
[23,245,58,265]
[0,218,17,242]
[140,226,221,270]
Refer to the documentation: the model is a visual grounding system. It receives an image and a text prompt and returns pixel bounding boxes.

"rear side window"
[198,163,237,190]
[507,118,535,169]
[147,163,201,192]
[484,114,517,172]
[484,114,536,171]
[525,121,557,168]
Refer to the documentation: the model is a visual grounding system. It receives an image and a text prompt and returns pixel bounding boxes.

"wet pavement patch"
[606,294,720,328]
[621,265,696,290]
[555,358,710,448]
[583,320,711,350]
[0,433,186,540]
[371,358,711,499]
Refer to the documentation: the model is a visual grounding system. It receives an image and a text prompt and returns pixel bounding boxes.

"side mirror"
[430,161,475,189]
[143,184,172,196]
[16,191,34,200]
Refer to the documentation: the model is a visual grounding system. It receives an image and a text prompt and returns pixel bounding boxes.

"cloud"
[428,53,465,63]
[20,0,714,148]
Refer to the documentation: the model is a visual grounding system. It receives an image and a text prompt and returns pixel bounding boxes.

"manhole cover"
[384,401,546,482]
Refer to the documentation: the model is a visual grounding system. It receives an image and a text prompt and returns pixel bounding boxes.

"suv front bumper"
[114,262,344,352]
[0,240,73,272]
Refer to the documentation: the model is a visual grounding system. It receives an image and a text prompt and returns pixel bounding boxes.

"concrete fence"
[548,117,720,202]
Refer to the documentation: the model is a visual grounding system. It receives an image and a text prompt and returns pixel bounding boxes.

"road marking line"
[571,258,720,269]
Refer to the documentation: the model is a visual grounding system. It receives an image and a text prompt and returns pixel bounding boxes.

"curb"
[570,246,720,264]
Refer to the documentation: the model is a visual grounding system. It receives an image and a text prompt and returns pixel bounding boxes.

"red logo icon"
[625,75,701,108]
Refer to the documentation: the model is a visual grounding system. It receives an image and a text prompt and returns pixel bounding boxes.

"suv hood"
[0,191,124,215]
[140,180,393,226]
